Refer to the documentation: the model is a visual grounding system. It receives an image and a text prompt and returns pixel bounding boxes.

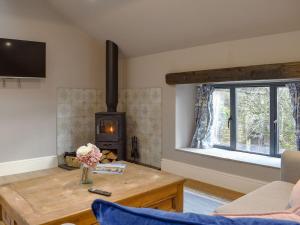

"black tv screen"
[0,38,46,78]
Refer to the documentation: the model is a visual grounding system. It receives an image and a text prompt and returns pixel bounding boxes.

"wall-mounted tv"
[0,38,46,78]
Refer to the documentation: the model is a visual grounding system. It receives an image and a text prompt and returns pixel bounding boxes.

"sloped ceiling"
[48,0,300,57]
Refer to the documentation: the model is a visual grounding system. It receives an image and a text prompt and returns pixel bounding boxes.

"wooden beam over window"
[166,62,300,85]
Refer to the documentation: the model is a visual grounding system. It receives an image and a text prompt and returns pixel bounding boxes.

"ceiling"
[47,0,300,57]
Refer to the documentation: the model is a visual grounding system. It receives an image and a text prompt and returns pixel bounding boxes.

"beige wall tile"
[126,87,162,167]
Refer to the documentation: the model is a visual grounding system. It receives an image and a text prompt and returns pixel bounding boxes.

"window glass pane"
[277,87,296,154]
[211,89,230,146]
[236,87,270,154]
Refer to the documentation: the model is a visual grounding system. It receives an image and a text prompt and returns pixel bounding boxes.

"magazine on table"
[93,163,127,175]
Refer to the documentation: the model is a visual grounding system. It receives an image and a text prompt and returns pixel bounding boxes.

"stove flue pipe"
[106,40,118,112]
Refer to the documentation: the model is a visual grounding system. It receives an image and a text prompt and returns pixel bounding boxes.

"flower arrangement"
[76,143,102,184]
[77,143,102,168]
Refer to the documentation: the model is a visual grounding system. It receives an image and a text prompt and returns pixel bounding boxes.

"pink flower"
[76,143,102,168]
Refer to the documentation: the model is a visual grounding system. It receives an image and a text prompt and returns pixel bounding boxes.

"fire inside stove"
[99,120,118,135]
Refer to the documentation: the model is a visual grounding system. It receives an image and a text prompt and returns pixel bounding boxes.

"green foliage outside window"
[211,86,296,155]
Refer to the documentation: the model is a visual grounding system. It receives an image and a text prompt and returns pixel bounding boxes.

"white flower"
[77,143,92,156]
[87,143,97,149]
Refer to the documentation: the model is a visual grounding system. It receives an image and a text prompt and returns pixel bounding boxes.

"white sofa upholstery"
[215,150,300,214]
[215,181,294,214]
[281,150,300,184]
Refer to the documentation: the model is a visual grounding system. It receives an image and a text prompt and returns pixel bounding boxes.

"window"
[211,83,295,157]
[211,89,230,147]
[277,87,297,154]
[236,87,270,154]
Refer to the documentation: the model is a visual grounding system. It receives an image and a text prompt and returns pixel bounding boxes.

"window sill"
[177,147,281,169]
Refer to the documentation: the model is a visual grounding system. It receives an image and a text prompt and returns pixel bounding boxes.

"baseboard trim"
[161,158,267,193]
[0,156,58,176]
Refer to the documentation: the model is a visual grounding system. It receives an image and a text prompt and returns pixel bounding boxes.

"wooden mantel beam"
[166,62,300,85]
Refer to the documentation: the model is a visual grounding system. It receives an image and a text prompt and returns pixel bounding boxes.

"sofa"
[90,151,300,225]
[92,199,300,225]
[215,150,300,214]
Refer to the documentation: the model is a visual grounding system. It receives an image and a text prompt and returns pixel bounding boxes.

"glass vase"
[80,165,93,184]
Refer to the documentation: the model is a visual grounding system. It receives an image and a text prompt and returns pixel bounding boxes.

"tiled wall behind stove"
[56,87,162,168]
[126,88,162,168]
[56,88,126,164]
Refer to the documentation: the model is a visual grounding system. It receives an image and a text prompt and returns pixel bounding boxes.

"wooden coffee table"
[0,162,184,225]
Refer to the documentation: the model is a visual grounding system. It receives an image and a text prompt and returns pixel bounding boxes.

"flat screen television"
[0,38,46,78]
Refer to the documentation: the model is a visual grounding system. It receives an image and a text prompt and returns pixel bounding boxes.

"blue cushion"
[92,199,300,225]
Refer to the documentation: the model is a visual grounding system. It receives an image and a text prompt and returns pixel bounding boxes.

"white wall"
[0,0,105,163]
[176,84,195,148]
[126,30,300,182]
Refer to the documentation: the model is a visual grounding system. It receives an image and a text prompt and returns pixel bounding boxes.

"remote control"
[88,188,112,197]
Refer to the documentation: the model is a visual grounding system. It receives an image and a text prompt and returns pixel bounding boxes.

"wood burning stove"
[95,40,126,162]
[95,112,126,160]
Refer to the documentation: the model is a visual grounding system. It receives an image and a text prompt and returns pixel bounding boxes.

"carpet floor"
[184,188,228,215]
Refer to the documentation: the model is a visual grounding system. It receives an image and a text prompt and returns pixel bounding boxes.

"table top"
[0,162,184,225]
